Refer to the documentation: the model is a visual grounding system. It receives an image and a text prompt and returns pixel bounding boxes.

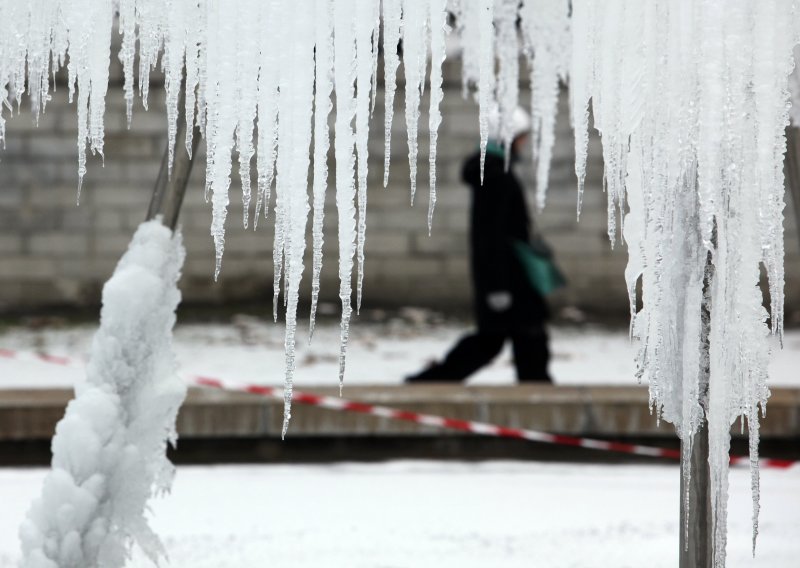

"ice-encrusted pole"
[679,249,714,568]
[680,424,713,567]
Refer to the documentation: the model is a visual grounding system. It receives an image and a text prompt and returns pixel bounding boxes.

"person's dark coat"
[461,148,549,332]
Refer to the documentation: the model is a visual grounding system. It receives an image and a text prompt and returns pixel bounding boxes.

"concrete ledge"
[2,386,799,441]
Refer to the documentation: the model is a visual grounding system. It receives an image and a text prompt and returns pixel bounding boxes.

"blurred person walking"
[406,107,559,384]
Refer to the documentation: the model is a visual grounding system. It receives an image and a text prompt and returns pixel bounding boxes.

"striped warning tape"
[194,377,795,469]
[1,346,797,468]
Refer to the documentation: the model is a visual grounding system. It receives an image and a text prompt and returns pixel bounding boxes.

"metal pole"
[785,127,800,250]
[680,423,713,567]
[146,81,201,230]
[680,248,714,568]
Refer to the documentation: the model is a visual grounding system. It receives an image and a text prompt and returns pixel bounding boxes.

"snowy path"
[1,321,798,390]
[0,461,797,567]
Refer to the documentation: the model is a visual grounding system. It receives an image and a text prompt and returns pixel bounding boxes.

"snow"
[2,321,800,391]
[17,221,186,568]
[1,461,799,567]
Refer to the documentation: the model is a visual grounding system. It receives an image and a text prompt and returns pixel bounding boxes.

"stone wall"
[1,57,798,319]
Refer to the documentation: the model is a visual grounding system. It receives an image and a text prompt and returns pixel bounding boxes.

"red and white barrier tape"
[1,347,796,469]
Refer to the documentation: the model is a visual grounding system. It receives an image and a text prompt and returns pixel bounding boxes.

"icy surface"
[17,221,186,568]
[2,462,799,568]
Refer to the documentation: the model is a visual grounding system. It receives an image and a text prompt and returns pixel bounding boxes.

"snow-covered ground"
[1,318,799,390]
[0,461,798,567]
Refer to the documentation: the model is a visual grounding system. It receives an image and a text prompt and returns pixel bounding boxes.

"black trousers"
[407,327,551,383]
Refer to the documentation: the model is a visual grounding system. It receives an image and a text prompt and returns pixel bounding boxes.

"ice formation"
[572,2,798,564]
[2,2,800,565]
[18,221,186,568]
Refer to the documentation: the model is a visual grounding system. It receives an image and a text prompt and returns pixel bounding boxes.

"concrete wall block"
[0,257,56,280]
[93,233,135,255]
[28,185,86,207]
[27,135,79,159]
[364,232,412,255]
[0,235,24,254]
[61,208,93,230]
[0,187,24,207]
[30,233,89,256]
[102,134,159,159]
[412,231,468,255]
[92,184,152,207]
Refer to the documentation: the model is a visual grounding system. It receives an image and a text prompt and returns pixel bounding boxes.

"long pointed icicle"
[382,0,402,188]
[402,0,427,205]
[333,1,358,392]
[278,6,315,437]
[309,0,334,339]
[234,2,260,229]
[477,0,495,184]
[494,0,519,168]
[254,0,282,227]
[205,0,237,280]
[355,0,379,314]
[427,0,448,233]
[520,0,570,211]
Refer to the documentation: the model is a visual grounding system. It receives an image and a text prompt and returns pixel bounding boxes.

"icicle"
[494,0,519,169]
[355,0,379,314]
[427,0,448,233]
[255,0,282,226]
[477,0,495,184]
[309,0,334,339]
[456,0,481,98]
[382,0,402,188]
[118,0,137,128]
[520,0,571,210]
[333,0,358,391]
[183,1,204,157]
[204,0,240,280]
[163,0,187,176]
[569,0,595,219]
[277,5,315,437]
[402,0,428,205]
[234,0,260,229]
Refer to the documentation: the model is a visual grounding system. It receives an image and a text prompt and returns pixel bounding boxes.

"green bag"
[512,237,567,296]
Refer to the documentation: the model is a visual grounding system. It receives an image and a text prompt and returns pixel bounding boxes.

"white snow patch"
[1,462,799,567]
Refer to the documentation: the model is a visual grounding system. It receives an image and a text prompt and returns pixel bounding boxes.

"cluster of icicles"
[1,0,799,566]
